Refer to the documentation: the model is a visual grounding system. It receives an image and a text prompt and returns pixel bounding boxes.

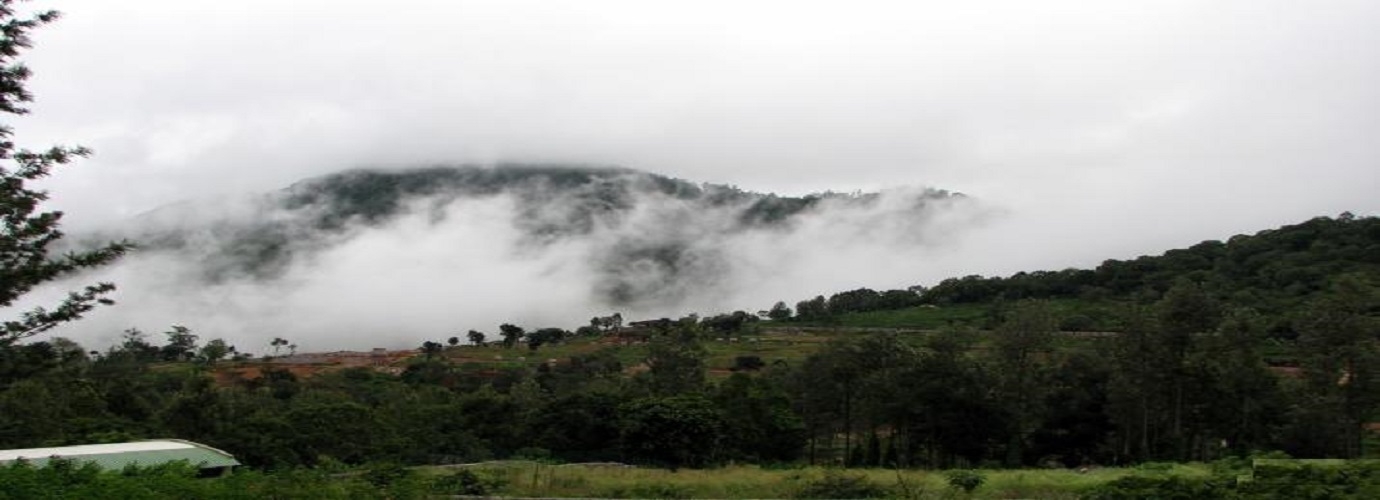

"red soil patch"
[212,349,417,385]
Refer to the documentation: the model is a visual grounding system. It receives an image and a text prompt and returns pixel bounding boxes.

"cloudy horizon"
[8,0,1380,349]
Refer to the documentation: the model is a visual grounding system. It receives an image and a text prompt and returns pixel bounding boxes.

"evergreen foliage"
[0,0,127,346]
[916,214,1380,334]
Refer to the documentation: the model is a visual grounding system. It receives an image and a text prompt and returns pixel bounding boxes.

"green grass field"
[423,461,1213,499]
[427,297,1305,379]
[788,303,993,329]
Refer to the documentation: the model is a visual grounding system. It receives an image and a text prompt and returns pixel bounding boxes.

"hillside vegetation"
[782,213,1380,336]
[1,213,1376,500]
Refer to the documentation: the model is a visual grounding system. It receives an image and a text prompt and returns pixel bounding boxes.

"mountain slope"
[800,213,1380,334]
[126,164,969,308]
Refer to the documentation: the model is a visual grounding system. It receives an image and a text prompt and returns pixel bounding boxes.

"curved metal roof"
[0,439,240,470]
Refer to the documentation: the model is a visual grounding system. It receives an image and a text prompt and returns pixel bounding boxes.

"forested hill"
[279,165,861,230]
[782,213,1379,334]
[917,213,1380,327]
[922,213,1379,304]
[127,164,965,307]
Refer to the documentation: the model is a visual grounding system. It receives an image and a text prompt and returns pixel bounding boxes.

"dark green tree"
[109,328,158,362]
[282,401,393,465]
[990,300,1057,465]
[159,325,199,362]
[1155,280,1220,459]
[525,392,624,462]
[499,323,524,349]
[1027,351,1115,467]
[767,301,792,320]
[886,328,1006,467]
[619,395,723,469]
[525,327,568,351]
[1106,306,1172,462]
[197,338,233,366]
[713,372,805,463]
[1194,308,1281,455]
[0,2,128,346]
[269,337,289,356]
[420,340,444,360]
[641,325,707,396]
[791,333,918,466]
[795,295,828,321]
[159,374,220,441]
[1291,275,1380,457]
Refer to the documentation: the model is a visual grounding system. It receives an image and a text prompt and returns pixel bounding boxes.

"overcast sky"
[10,1,1380,346]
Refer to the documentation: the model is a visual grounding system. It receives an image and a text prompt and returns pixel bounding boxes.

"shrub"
[731,356,766,371]
[794,470,890,499]
[1059,314,1097,331]
[1209,456,1252,475]
[430,469,505,496]
[1136,461,1175,472]
[1084,475,1236,500]
[945,469,986,493]
[361,462,412,488]
[600,483,693,499]
[1244,461,1380,500]
[512,447,553,461]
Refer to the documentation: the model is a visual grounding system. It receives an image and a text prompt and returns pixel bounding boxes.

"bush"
[1087,462,1380,500]
[0,460,204,499]
[600,483,692,499]
[1244,461,1380,499]
[430,469,505,496]
[512,447,553,461]
[1059,314,1097,331]
[1209,456,1252,475]
[1250,450,1292,460]
[945,469,985,493]
[1136,461,1175,472]
[794,470,890,499]
[361,462,412,488]
[731,356,766,371]
[1084,475,1236,500]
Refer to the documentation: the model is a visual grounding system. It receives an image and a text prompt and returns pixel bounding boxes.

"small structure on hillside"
[0,439,240,476]
[615,318,672,344]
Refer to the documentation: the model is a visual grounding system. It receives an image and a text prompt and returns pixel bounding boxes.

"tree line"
[1,275,1374,470]
[790,278,1378,468]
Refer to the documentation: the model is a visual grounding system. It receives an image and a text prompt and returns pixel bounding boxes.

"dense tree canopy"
[776,214,1379,337]
[917,214,1379,330]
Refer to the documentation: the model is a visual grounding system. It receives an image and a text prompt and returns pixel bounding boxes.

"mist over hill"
[41,165,985,349]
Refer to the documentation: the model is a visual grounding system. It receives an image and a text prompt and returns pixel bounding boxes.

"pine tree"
[1,1,128,346]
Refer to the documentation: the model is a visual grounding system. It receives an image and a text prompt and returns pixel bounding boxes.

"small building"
[0,439,240,476]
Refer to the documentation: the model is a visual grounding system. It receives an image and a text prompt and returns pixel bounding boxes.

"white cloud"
[29,183,988,350]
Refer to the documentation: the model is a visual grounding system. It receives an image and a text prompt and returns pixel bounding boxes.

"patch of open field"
[424,461,1212,499]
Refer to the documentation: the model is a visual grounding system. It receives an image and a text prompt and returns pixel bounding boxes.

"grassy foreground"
[423,462,1207,499]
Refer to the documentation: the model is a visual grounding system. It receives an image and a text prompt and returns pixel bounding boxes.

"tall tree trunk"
[1173,376,1184,460]
[842,388,852,466]
[1140,393,1150,460]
